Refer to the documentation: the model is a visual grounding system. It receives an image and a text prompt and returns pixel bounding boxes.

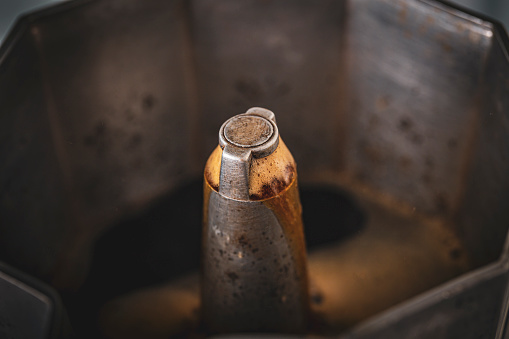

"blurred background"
[1,0,509,45]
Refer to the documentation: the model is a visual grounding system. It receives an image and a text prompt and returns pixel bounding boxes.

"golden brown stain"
[262,179,310,327]
[202,179,213,229]
[307,193,470,332]
[99,273,201,339]
[203,146,222,192]
[203,138,297,200]
[249,164,295,200]
[203,135,309,327]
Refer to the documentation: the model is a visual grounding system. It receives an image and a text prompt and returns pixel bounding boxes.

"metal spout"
[202,107,309,334]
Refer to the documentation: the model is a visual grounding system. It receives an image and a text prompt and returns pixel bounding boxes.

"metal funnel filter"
[1,0,509,338]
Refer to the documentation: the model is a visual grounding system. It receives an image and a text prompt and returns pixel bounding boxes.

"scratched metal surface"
[1,0,509,338]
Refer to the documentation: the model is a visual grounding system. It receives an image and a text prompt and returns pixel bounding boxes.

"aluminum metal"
[1,0,509,338]
[0,261,70,339]
[202,108,308,333]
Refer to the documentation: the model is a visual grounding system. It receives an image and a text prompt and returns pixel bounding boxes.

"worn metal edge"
[344,261,505,338]
[0,0,93,65]
[0,260,69,339]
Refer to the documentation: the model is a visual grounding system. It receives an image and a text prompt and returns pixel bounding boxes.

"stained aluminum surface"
[203,191,308,333]
[202,109,308,333]
[0,0,509,338]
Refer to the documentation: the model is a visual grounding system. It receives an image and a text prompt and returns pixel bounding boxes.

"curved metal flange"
[218,108,280,200]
